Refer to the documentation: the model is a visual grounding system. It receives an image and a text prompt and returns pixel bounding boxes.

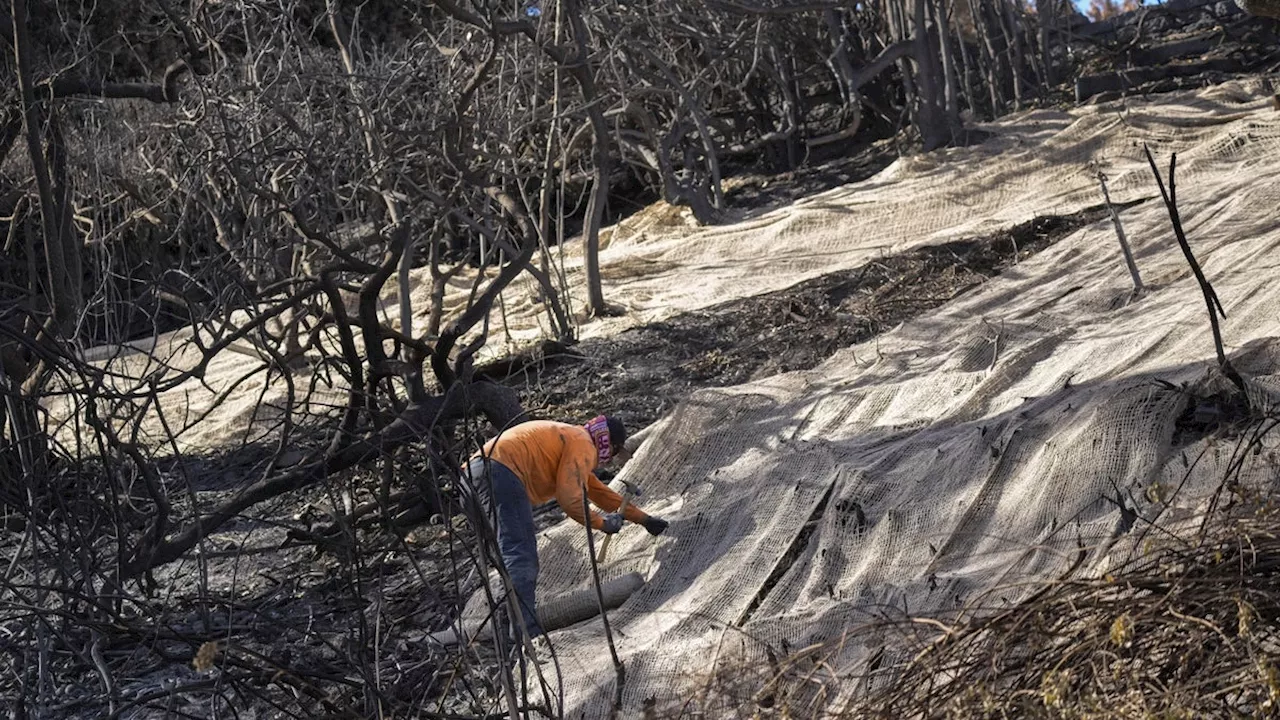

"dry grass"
[853,506,1280,719]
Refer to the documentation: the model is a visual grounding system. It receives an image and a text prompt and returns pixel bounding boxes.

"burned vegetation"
[1,0,1278,717]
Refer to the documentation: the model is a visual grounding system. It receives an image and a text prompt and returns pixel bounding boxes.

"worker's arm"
[586,473,650,525]
[555,443,605,530]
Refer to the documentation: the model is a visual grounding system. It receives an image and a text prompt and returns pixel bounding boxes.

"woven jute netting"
[514,79,1280,717]
[72,77,1280,715]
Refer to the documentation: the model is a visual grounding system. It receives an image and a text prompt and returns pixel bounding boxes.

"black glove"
[600,513,624,534]
[642,516,669,536]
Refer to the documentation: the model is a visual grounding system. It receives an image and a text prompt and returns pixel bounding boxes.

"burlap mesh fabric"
[515,81,1280,715]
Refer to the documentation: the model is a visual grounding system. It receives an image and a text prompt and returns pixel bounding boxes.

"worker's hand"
[600,513,624,534]
[642,516,669,537]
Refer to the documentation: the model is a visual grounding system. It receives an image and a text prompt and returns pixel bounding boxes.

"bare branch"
[44,61,189,103]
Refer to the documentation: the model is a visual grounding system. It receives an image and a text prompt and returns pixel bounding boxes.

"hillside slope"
[515,77,1280,716]
[85,76,1280,458]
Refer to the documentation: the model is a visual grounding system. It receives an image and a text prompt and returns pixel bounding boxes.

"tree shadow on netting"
[577,342,1280,717]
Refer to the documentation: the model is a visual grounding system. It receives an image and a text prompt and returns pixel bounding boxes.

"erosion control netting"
[74,78,1279,454]
[514,80,1280,716]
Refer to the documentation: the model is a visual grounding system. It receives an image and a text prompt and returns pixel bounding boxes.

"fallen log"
[1075,58,1242,102]
[429,572,645,646]
[1131,35,1220,66]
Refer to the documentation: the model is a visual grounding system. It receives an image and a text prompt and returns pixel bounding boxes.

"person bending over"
[462,415,669,639]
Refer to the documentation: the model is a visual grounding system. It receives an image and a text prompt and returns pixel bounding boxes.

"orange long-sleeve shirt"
[475,420,650,530]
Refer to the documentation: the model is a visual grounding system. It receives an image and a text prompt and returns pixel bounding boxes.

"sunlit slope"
[521,78,1280,716]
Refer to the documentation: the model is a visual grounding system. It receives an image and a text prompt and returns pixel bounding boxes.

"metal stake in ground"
[1096,171,1144,294]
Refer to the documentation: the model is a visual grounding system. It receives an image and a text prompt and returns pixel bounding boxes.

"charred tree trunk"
[563,0,612,317]
[13,0,82,343]
[933,0,964,140]
[824,9,866,138]
[912,0,950,149]
[970,0,1005,117]
[1036,0,1056,87]
[1001,0,1025,109]
[890,0,919,129]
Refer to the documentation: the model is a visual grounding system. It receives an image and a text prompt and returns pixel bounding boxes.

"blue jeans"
[463,457,543,638]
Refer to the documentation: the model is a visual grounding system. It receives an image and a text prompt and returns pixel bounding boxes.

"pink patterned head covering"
[584,415,613,465]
